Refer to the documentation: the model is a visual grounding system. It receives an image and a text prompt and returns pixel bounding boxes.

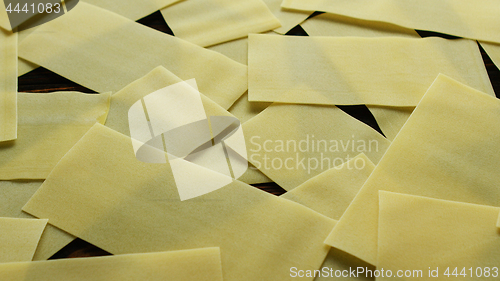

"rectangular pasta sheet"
[282,153,374,220]
[0,1,11,31]
[0,28,17,142]
[281,0,500,44]
[326,75,500,266]
[160,0,280,47]
[0,248,224,281]
[0,217,47,263]
[0,92,110,179]
[282,154,376,281]
[0,181,75,261]
[84,0,182,21]
[23,124,336,281]
[18,2,247,109]
[378,192,500,281]
[243,103,391,191]
[248,34,494,106]
[301,13,419,38]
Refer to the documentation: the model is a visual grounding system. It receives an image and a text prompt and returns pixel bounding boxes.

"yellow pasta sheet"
[0,92,110,179]
[0,1,11,31]
[15,0,184,76]
[378,191,500,281]
[84,0,182,21]
[282,153,374,220]
[283,154,376,280]
[160,0,280,47]
[0,248,223,281]
[24,123,336,281]
[243,103,390,191]
[262,0,311,34]
[281,0,500,44]
[18,2,247,109]
[0,181,75,261]
[480,42,500,71]
[248,35,494,106]
[326,74,500,266]
[0,217,47,263]
[367,106,414,141]
[301,13,419,38]
[0,28,17,142]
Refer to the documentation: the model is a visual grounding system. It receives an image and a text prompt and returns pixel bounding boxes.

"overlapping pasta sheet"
[18,2,247,109]
[282,153,374,220]
[378,192,500,281]
[261,0,311,34]
[106,66,270,185]
[243,103,390,191]
[480,42,500,71]
[248,34,494,106]
[0,248,224,281]
[282,154,376,280]
[281,0,500,44]
[301,13,419,38]
[0,217,47,263]
[0,181,76,261]
[367,106,414,141]
[0,92,110,179]
[326,75,500,265]
[84,0,181,21]
[0,27,17,142]
[16,0,183,76]
[160,0,280,47]
[23,124,336,281]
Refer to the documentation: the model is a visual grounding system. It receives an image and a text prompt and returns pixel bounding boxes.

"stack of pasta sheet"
[1,0,500,280]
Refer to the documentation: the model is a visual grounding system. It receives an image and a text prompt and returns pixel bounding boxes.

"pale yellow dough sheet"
[0,181,75,261]
[160,0,280,47]
[23,124,336,281]
[16,0,184,76]
[207,31,277,66]
[282,153,374,220]
[0,1,11,31]
[281,0,500,44]
[243,103,390,191]
[106,66,270,185]
[480,42,500,71]
[301,13,419,38]
[0,248,224,281]
[18,2,247,109]
[367,106,414,141]
[283,154,376,281]
[0,28,17,142]
[326,75,500,266]
[0,92,110,179]
[0,217,47,263]
[84,0,182,21]
[262,0,311,34]
[248,35,494,106]
[378,191,500,281]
